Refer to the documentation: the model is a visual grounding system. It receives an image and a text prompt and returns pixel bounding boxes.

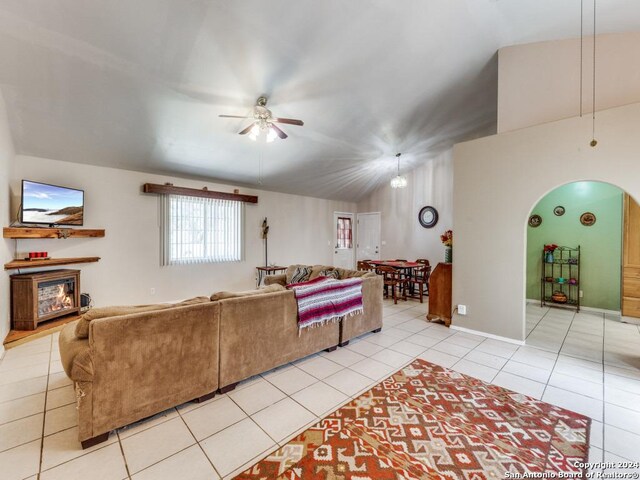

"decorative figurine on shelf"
[440,229,453,263]
[262,217,270,268]
[544,244,558,263]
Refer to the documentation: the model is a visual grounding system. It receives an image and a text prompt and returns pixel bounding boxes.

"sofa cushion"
[289,266,312,284]
[336,268,372,279]
[74,296,211,339]
[318,268,340,279]
[211,283,285,301]
[308,265,333,280]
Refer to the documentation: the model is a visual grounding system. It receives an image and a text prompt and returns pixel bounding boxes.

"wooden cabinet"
[427,262,452,326]
[623,194,640,318]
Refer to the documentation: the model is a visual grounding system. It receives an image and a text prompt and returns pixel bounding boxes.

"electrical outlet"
[150,288,156,296]
[579,290,583,298]
[458,305,467,315]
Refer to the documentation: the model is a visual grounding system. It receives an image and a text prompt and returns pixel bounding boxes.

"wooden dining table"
[367,260,429,298]
[368,260,421,270]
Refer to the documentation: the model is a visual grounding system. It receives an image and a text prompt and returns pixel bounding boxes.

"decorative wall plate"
[580,212,596,226]
[528,214,542,227]
[418,206,439,228]
[553,206,565,216]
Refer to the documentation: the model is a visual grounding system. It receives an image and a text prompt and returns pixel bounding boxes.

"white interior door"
[333,212,355,269]
[356,212,381,261]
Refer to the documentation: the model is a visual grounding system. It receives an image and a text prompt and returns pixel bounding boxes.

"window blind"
[163,194,243,265]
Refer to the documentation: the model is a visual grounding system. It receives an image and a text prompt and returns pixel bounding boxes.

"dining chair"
[410,263,431,303]
[416,258,430,265]
[357,261,374,271]
[376,266,408,304]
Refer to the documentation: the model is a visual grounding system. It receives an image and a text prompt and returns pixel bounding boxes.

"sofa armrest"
[264,274,286,286]
[340,275,383,343]
[85,302,220,438]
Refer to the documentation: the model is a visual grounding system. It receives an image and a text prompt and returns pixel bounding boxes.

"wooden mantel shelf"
[3,227,105,239]
[4,257,101,270]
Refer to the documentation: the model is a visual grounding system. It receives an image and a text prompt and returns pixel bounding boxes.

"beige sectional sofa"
[58,264,383,448]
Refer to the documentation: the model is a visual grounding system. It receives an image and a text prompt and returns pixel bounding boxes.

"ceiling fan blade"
[273,117,304,126]
[238,122,257,135]
[219,114,250,119]
[270,124,288,139]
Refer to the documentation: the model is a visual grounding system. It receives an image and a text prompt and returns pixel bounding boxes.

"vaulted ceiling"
[1,1,639,201]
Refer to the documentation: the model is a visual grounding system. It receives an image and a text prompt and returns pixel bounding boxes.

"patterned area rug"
[235,359,590,479]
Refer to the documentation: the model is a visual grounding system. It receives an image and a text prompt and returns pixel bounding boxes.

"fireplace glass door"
[38,278,76,318]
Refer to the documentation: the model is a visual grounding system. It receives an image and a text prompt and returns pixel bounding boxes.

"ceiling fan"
[219,96,304,141]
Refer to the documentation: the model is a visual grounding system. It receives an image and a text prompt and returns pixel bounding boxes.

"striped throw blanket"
[287,276,364,331]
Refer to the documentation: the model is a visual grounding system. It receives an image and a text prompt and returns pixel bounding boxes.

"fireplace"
[11,269,81,330]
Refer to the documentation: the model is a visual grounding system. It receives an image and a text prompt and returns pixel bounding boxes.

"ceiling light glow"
[390,153,407,189]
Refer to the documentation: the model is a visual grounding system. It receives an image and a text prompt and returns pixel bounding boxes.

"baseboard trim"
[449,325,524,345]
[579,305,621,316]
[621,316,640,326]
[526,298,621,316]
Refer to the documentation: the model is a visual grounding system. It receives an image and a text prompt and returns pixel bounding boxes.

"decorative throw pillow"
[319,269,340,279]
[290,266,313,284]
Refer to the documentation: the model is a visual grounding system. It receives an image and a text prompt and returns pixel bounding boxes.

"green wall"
[526,181,623,311]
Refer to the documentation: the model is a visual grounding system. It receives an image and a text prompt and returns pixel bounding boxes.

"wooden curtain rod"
[142,183,258,204]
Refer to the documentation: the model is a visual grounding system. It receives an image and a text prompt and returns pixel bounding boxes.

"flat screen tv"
[21,180,84,226]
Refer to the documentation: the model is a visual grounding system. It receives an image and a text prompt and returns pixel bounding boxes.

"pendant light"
[580,0,598,147]
[590,0,598,147]
[390,153,407,189]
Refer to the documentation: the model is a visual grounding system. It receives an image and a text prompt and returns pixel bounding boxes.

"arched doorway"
[524,180,640,362]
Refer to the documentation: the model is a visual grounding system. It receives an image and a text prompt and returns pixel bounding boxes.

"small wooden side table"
[427,262,452,326]
[256,266,286,287]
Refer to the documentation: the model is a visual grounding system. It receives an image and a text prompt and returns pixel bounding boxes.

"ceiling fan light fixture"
[390,153,407,189]
[266,126,277,143]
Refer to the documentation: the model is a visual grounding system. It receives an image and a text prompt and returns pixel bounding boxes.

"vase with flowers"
[440,230,453,263]
[544,244,558,263]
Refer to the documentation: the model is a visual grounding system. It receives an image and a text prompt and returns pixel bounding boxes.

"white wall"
[498,32,640,133]
[453,101,640,341]
[357,150,453,264]
[0,92,15,357]
[9,156,355,311]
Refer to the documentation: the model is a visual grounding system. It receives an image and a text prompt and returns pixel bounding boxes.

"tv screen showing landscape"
[21,180,84,226]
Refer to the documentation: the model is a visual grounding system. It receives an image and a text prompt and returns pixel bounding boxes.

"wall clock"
[528,214,542,227]
[418,206,439,228]
[580,212,596,226]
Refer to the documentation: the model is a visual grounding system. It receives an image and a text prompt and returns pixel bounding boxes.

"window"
[336,216,352,249]
[162,195,243,265]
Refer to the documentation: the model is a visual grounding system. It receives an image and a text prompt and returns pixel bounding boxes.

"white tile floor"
[1,300,640,479]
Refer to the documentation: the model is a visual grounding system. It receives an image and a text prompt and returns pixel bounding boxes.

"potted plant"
[440,230,453,263]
